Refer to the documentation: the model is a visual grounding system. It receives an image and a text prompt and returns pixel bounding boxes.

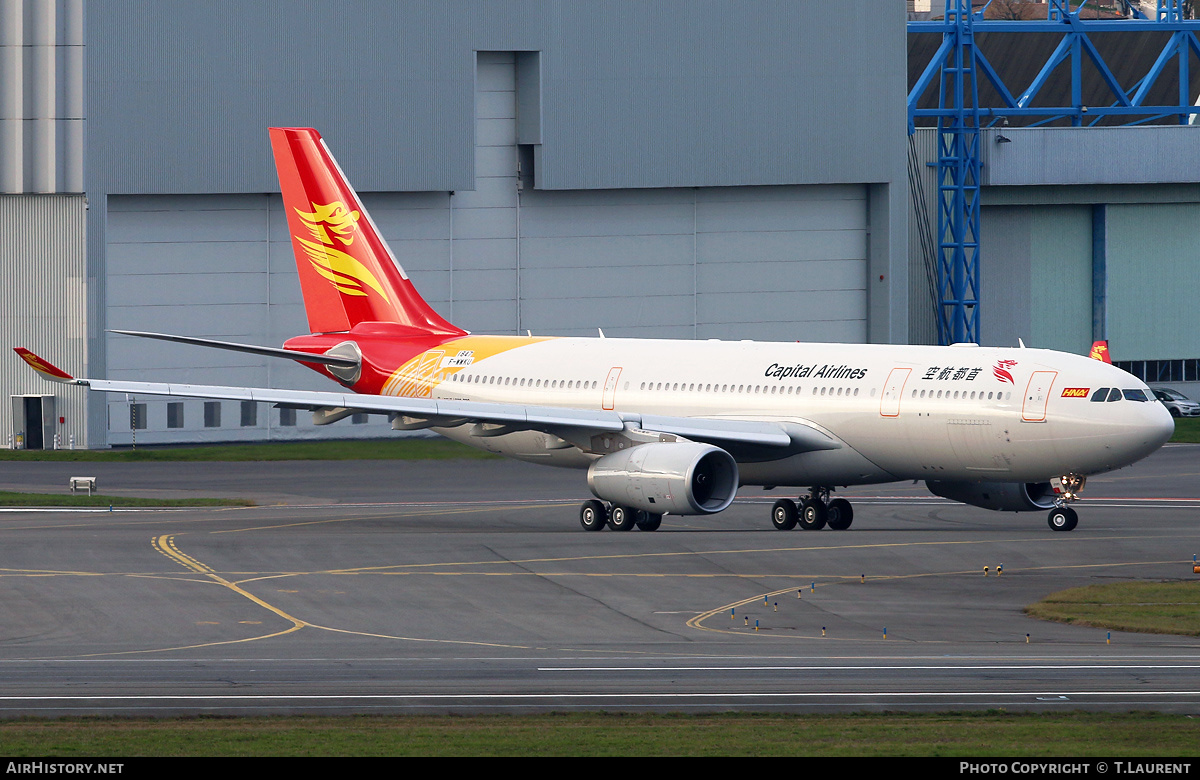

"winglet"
[13,348,78,384]
[1089,340,1112,364]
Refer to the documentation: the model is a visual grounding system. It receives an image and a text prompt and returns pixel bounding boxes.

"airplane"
[15,128,1175,533]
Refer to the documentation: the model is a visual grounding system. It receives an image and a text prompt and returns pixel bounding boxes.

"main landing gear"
[1047,474,1086,532]
[579,500,663,532]
[771,487,853,531]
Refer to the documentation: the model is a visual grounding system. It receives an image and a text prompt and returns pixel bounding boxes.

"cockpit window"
[1107,388,1123,402]
[1091,388,1109,402]
[1123,389,1148,402]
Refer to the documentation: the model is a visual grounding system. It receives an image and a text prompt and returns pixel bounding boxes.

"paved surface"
[0,445,1198,715]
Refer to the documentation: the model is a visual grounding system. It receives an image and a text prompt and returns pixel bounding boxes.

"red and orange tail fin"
[1089,340,1112,363]
[269,127,464,337]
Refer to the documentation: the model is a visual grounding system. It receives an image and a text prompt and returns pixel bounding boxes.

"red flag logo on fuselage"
[993,359,1017,384]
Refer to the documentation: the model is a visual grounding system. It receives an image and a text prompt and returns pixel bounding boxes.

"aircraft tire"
[826,498,853,530]
[636,513,663,532]
[798,499,828,530]
[1047,506,1078,532]
[580,500,608,531]
[609,505,638,531]
[771,499,798,531]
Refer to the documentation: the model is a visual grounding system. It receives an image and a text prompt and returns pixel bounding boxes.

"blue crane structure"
[908,0,1200,346]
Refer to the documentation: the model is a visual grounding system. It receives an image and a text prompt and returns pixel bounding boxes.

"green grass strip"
[1169,417,1200,443]
[0,438,499,462]
[1025,581,1200,636]
[0,712,1196,756]
[0,491,251,508]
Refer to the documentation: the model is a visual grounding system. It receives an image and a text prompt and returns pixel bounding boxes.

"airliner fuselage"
[412,336,1172,487]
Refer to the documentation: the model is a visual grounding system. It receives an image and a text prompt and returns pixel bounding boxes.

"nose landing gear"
[1047,474,1086,532]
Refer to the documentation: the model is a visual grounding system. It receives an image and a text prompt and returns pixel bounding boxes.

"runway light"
[811,581,815,593]
[731,608,735,620]
[773,602,778,612]
[1107,632,1111,645]
[998,564,1003,576]
[797,589,802,599]
[822,626,826,637]
[755,620,759,632]
[1026,633,1030,643]
[744,616,748,626]
[763,595,768,605]
[984,566,989,576]
[860,573,865,583]
[883,626,887,639]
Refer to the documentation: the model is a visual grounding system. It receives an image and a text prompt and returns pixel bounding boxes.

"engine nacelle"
[587,442,738,516]
[926,480,1056,512]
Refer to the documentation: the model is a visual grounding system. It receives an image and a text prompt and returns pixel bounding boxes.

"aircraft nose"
[1147,402,1175,449]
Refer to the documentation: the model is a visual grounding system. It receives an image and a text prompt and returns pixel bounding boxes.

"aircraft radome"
[15,128,1175,533]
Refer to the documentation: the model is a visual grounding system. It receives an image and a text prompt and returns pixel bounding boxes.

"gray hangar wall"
[909,125,1200,397]
[77,1,909,446]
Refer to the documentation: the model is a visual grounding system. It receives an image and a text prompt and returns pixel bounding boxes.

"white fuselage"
[427,337,1174,488]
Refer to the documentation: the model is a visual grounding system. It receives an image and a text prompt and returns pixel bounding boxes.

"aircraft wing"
[14,348,835,452]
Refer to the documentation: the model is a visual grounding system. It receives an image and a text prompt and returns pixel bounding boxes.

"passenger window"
[1107,388,1122,402]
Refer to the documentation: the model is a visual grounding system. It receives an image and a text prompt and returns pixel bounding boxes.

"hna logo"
[1061,387,1090,398]
[992,359,1017,384]
[293,201,390,302]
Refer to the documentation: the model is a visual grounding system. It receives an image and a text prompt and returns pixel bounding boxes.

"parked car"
[1151,388,1200,418]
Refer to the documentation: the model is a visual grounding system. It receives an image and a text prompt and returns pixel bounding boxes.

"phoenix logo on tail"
[1089,340,1112,364]
[296,201,360,246]
[293,200,391,303]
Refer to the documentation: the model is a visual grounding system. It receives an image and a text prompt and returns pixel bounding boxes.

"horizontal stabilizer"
[109,329,359,369]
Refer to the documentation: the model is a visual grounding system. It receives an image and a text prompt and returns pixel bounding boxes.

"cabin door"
[879,368,911,417]
[1021,371,1057,422]
[602,367,622,410]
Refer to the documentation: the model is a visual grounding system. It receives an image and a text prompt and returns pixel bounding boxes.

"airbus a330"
[15,128,1174,532]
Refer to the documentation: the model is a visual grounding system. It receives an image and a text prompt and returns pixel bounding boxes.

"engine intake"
[926,480,1056,512]
[587,441,739,515]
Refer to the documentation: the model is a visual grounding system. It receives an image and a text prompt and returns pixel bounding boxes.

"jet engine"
[926,480,1056,512]
[587,441,739,516]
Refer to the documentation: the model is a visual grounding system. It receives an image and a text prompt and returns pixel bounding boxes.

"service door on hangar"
[11,395,55,450]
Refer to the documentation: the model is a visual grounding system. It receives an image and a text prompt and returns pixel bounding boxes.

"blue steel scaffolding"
[908,0,1200,345]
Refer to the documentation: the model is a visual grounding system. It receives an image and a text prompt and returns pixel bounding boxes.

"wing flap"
[636,414,794,447]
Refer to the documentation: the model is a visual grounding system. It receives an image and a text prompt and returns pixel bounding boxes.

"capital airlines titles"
[765,363,869,381]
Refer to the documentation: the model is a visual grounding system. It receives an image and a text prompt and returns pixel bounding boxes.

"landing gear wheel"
[580,500,608,531]
[1047,506,1078,532]
[798,498,827,530]
[771,499,798,531]
[636,512,663,532]
[609,505,639,531]
[826,498,854,530]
